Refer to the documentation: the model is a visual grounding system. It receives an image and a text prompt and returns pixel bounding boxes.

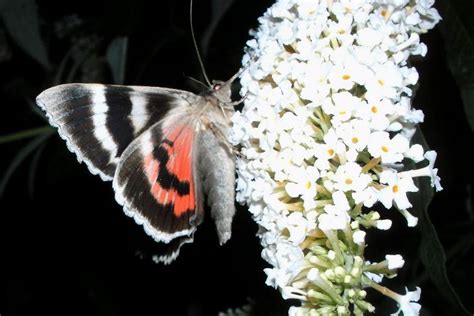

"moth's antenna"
[190,0,212,87]
[184,74,208,89]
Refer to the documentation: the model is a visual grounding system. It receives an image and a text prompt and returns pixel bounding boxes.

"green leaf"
[0,0,51,69]
[0,126,52,145]
[411,130,470,315]
[437,0,474,131]
[106,36,128,84]
[0,130,53,198]
[200,0,235,57]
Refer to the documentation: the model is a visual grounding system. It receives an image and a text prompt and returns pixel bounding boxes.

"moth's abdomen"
[197,130,236,245]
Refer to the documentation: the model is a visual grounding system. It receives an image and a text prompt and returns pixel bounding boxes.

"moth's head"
[210,79,232,104]
[202,69,245,112]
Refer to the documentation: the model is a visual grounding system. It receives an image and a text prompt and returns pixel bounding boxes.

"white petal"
[376,219,392,230]
[399,209,418,227]
[364,272,383,283]
[405,144,425,162]
[333,190,350,211]
[379,188,394,209]
[394,191,413,210]
[285,182,302,198]
[353,230,366,245]
[386,254,405,269]
[357,28,384,47]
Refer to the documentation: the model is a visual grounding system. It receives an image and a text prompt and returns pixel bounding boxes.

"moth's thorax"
[194,101,232,134]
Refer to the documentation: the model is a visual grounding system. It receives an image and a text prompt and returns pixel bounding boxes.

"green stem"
[0,126,52,145]
[367,279,400,302]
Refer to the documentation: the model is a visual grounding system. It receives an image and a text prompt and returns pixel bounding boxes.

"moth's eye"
[213,84,221,91]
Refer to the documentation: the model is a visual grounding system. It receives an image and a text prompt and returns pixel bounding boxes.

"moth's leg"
[232,146,244,158]
[223,91,249,108]
[207,122,232,151]
[225,142,243,158]
[203,119,242,157]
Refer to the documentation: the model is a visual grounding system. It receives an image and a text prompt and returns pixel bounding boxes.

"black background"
[0,0,472,315]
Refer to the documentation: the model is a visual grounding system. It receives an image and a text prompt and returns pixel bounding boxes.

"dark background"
[0,0,472,315]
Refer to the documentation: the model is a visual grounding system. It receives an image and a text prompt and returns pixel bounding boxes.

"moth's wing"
[151,235,194,264]
[113,118,204,262]
[36,83,197,181]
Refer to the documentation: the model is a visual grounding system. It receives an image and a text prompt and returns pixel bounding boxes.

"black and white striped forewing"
[36,83,198,180]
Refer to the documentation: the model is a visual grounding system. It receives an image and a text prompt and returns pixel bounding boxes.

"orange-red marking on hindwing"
[143,125,195,217]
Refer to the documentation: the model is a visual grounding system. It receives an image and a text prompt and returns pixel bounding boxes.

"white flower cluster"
[231,0,441,314]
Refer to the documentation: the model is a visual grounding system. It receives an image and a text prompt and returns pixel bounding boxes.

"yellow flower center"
[392,185,399,193]
[381,145,389,153]
[351,137,359,144]
[342,74,351,80]
[305,181,312,189]
[371,105,378,113]
[378,79,385,86]
[345,178,353,185]
[327,148,335,156]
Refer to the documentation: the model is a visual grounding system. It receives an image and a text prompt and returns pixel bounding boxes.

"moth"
[36,71,240,264]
